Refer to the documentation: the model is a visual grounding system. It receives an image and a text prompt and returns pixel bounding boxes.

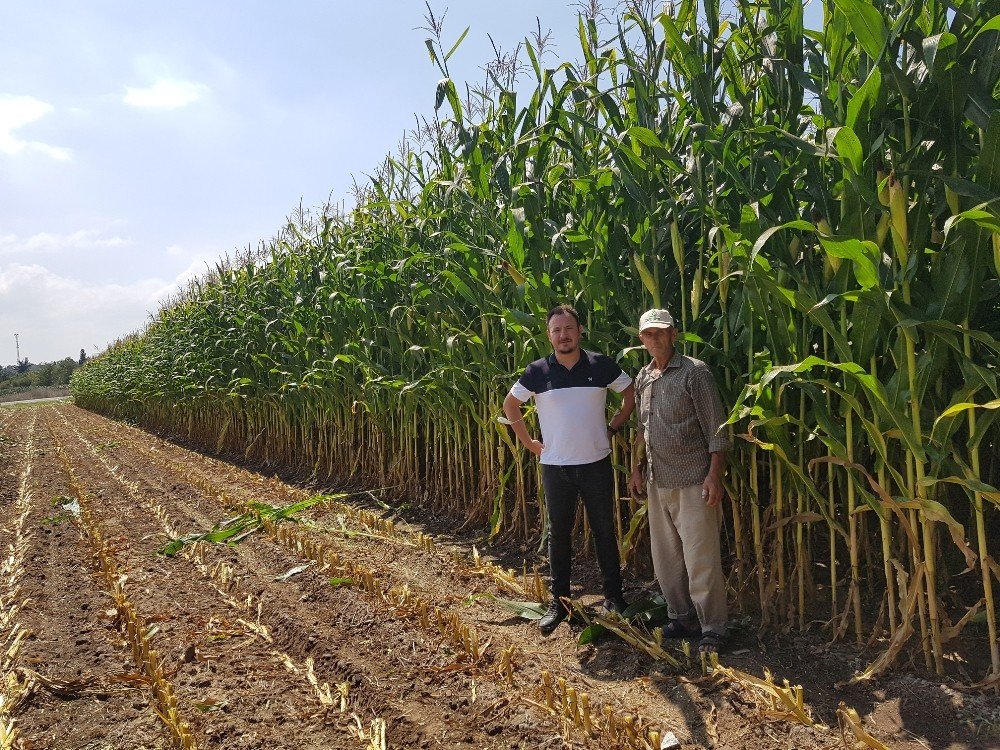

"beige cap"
[639,308,675,332]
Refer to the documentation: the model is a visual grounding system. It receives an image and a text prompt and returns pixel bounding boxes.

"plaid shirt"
[635,354,731,489]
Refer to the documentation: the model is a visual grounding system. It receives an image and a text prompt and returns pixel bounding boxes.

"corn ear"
[718,242,731,306]
[888,171,909,269]
[670,219,684,273]
[633,252,660,307]
[993,233,1000,277]
[691,266,704,319]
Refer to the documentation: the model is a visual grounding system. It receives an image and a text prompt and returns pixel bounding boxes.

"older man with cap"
[627,308,731,653]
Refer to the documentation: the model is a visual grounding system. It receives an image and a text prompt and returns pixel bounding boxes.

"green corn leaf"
[444,26,470,62]
[830,126,865,174]
[483,595,547,621]
[832,0,888,60]
[817,236,879,289]
[935,397,1000,422]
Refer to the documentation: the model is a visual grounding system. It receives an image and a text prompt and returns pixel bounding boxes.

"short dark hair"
[546,304,580,326]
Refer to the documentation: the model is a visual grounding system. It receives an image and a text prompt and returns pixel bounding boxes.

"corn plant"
[73,0,1000,677]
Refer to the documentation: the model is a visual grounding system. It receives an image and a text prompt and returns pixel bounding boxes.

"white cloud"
[0,229,132,256]
[0,256,220,362]
[168,257,213,287]
[123,79,208,109]
[0,94,71,160]
[0,263,165,362]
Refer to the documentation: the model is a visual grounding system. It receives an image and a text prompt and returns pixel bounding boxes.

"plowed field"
[0,403,994,749]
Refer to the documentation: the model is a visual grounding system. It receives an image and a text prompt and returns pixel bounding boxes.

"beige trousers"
[647,482,727,635]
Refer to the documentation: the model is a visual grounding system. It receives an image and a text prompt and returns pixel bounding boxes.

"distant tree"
[55,358,76,384]
[16,358,30,374]
[79,348,87,366]
[31,362,55,387]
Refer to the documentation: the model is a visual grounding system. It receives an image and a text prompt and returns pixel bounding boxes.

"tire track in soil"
[56,407,720,746]
[10,410,171,749]
[49,407,583,749]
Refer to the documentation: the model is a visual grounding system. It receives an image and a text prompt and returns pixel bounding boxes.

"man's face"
[547,312,581,355]
[638,325,676,359]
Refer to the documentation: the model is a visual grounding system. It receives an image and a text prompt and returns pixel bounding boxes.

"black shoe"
[659,619,698,639]
[539,600,569,635]
[698,630,726,654]
[600,596,629,616]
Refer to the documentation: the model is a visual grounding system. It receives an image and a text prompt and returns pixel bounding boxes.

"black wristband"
[607,424,619,434]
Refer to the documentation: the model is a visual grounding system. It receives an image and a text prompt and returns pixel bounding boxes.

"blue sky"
[0,1,600,364]
[0,2,821,365]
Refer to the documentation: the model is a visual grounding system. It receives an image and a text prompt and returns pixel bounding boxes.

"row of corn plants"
[73,1,1000,677]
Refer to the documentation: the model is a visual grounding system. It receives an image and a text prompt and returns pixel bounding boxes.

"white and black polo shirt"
[509,350,632,466]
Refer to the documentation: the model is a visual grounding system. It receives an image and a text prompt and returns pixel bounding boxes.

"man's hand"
[702,472,724,507]
[628,466,647,497]
[503,394,545,458]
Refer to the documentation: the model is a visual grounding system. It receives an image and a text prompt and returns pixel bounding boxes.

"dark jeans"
[542,456,623,601]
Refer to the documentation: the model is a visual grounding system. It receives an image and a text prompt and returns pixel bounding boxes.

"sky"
[0,1,822,366]
[1,1,599,365]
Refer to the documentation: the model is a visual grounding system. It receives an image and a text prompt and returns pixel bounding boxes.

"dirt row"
[43,405,584,749]
[2,403,996,749]
[50,405,736,748]
[0,409,168,748]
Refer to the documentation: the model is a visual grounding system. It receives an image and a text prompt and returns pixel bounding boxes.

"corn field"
[73,0,1000,679]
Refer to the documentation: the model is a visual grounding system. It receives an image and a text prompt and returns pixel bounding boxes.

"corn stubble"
[54,405,878,745]
[138,423,681,747]
[0,414,37,749]
[50,433,197,749]
[72,1,1000,682]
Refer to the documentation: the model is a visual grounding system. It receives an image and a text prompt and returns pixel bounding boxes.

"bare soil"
[0,403,996,749]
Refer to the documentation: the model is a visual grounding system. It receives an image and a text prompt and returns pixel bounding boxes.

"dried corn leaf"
[941,599,984,644]
[837,702,890,750]
[847,564,925,685]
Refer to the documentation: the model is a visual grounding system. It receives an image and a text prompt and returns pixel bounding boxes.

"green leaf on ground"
[483,594,547,621]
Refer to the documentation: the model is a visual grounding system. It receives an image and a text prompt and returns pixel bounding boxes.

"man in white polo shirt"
[503,304,635,634]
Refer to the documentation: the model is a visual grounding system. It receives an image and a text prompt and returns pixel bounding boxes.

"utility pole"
[14,333,19,363]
